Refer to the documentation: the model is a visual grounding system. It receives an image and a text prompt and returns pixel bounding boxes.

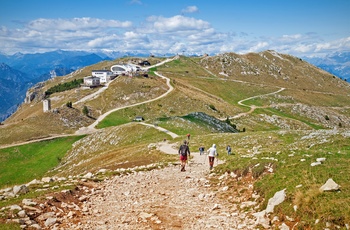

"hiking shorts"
[180,155,187,161]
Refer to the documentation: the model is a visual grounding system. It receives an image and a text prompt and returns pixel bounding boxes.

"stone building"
[43,99,51,112]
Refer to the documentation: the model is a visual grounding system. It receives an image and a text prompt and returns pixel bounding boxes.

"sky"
[0,0,349,57]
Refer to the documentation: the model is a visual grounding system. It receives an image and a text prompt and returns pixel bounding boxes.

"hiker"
[199,146,205,155]
[186,133,191,140]
[207,144,218,170]
[178,140,190,172]
[226,145,232,155]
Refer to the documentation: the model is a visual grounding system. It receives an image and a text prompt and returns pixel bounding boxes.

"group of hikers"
[178,137,233,172]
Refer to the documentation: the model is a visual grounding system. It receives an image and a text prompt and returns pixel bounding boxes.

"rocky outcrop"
[24,82,45,104]
[320,178,340,192]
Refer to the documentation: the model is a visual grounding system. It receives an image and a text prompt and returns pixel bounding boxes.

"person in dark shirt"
[178,140,190,172]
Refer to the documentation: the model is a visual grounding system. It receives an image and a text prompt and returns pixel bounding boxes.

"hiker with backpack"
[207,144,218,170]
[178,140,190,172]
[199,146,205,155]
[226,145,232,155]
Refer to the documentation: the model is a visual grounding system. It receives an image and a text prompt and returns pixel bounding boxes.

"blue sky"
[0,0,349,57]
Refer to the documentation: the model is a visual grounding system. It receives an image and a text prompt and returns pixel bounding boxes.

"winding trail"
[231,87,285,119]
[75,59,175,135]
[139,122,179,139]
[73,81,113,106]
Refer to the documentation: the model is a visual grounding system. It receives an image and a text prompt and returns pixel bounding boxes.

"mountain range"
[303,51,350,82]
[0,49,349,122]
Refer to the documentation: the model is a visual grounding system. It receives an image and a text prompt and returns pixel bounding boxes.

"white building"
[91,70,116,83]
[110,64,141,75]
[83,76,100,87]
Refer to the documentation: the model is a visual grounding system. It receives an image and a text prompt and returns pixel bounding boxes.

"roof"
[84,76,100,80]
[92,70,112,72]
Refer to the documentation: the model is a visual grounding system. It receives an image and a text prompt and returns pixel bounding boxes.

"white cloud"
[181,6,199,14]
[28,18,132,31]
[152,15,210,33]
[0,15,349,57]
[87,35,121,48]
[248,42,269,53]
[281,34,303,41]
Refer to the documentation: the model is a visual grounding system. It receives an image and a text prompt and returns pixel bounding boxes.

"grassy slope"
[0,136,84,188]
[50,124,179,177]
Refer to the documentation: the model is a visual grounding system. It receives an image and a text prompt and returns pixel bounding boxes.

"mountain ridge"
[304,51,350,81]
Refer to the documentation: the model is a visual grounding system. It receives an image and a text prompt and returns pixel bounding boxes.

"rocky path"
[67,143,257,230]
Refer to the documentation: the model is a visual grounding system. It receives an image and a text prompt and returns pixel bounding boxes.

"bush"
[209,104,217,111]
[45,79,83,97]
[66,101,72,108]
[82,106,89,116]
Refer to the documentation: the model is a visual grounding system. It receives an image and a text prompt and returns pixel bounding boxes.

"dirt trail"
[73,142,256,230]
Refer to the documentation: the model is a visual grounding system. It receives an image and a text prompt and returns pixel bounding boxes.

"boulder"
[266,189,286,213]
[222,186,229,191]
[37,212,55,221]
[30,224,42,229]
[44,217,57,227]
[311,161,321,166]
[319,178,340,192]
[252,210,270,228]
[13,185,29,195]
[22,199,37,206]
[97,169,108,174]
[279,223,290,230]
[17,210,26,218]
[27,179,42,186]
[41,177,54,183]
[10,205,22,211]
[82,172,93,179]
[23,205,42,214]
[316,157,326,162]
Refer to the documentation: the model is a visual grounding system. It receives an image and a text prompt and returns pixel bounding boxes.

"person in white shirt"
[207,144,218,170]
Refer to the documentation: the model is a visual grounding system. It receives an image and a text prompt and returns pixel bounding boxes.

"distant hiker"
[186,133,191,140]
[178,140,191,172]
[207,144,218,170]
[199,146,205,155]
[226,145,232,155]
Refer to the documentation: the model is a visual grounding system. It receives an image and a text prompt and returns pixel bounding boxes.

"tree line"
[45,79,83,97]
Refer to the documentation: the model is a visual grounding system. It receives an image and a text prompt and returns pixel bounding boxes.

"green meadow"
[0,136,84,189]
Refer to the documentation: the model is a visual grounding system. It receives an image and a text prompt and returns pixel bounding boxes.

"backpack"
[180,145,188,156]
